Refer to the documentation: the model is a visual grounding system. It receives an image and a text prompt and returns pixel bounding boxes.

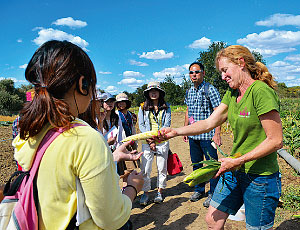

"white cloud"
[153,65,188,82]
[17,39,22,43]
[118,78,144,89]
[52,17,87,29]
[118,78,143,85]
[188,37,211,49]
[285,54,300,62]
[256,14,300,27]
[268,61,300,87]
[33,28,89,51]
[105,86,118,94]
[139,50,174,60]
[19,64,28,69]
[99,71,112,75]
[129,59,148,66]
[123,71,144,78]
[237,30,300,57]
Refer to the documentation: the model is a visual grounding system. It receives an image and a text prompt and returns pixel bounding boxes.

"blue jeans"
[188,138,219,194]
[210,171,281,230]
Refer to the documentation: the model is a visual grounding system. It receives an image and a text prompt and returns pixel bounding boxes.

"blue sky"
[1,0,300,94]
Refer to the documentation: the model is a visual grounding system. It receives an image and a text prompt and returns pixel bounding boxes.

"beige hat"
[143,81,165,98]
[116,93,131,109]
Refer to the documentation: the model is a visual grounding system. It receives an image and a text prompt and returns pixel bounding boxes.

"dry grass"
[0,115,18,122]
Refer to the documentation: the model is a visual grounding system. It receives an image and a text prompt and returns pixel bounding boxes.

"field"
[1,112,300,229]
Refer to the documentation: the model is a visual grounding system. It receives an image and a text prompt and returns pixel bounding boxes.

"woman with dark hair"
[13,40,143,229]
[158,45,282,230]
[138,82,171,205]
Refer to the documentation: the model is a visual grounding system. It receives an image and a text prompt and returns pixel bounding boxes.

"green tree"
[0,79,25,115]
[197,41,228,96]
[131,84,147,107]
[161,75,185,105]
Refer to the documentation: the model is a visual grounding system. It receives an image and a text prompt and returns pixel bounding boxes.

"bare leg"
[205,206,229,230]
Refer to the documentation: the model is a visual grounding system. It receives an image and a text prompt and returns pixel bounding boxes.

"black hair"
[189,62,204,71]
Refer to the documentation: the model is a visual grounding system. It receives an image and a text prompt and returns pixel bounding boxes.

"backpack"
[0,124,82,230]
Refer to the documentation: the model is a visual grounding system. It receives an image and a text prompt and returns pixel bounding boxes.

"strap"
[204,82,210,101]
[28,123,84,184]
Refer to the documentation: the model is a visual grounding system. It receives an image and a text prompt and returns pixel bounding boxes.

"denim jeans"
[210,171,281,230]
[188,138,219,194]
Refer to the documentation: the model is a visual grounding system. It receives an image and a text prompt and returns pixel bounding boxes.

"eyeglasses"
[189,70,202,75]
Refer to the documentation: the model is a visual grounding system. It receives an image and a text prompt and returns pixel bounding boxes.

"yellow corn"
[121,130,159,142]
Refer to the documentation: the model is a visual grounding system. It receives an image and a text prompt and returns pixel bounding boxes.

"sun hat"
[143,82,165,98]
[116,93,131,109]
[97,92,116,102]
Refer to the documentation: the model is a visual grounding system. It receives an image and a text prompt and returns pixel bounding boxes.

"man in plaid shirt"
[184,62,222,207]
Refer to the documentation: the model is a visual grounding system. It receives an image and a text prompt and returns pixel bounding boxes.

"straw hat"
[116,93,131,109]
[143,82,165,98]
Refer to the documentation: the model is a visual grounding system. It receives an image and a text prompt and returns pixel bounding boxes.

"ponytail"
[253,62,277,89]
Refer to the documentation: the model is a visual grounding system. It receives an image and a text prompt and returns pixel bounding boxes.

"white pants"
[141,141,169,192]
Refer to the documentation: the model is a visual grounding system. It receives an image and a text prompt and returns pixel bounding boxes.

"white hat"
[116,93,131,108]
[96,92,116,102]
[143,82,165,98]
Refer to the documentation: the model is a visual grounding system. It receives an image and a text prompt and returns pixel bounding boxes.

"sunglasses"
[189,70,202,75]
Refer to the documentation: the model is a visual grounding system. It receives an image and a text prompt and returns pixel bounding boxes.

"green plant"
[281,184,300,211]
[281,114,300,157]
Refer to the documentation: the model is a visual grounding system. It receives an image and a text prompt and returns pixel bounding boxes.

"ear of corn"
[183,149,242,187]
[121,130,159,142]
[184,165,220,187]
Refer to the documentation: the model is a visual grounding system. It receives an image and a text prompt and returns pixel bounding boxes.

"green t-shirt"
[222,80,280,175]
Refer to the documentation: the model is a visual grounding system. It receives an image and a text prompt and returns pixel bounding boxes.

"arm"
[159,103,228,140]
[215,110,283,177]
[138,106,147,133]
[212,107,222,146]
[79,133,143,229]
[183,107,189,142]
[175,103,228,137]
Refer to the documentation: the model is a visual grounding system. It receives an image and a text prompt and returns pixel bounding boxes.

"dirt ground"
[0,112,300,229]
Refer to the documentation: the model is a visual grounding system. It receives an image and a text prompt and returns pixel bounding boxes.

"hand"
[146,138,157,151]
[97,110,107,123]
[212,133,222,146]
[113,141,143,163]
[183,136,188,143]
[127,170,144,193]
[157,127,178,140]
[107,135,117,145]
[149,142,156,151]
[214,157,242,178]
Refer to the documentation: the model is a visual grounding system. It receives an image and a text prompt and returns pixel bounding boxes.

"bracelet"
[124,184,138,199]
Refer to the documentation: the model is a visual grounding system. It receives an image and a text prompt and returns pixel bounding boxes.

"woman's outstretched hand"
[154,127,179,142]
[113,141,143,162]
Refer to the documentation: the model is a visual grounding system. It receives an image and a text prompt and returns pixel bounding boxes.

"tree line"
[1,42,299,116]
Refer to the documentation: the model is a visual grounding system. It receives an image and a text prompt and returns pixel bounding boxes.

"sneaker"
[139,193,149,206]
[203,193,213,208]
[189,191,205,202]
[154,192,163,203]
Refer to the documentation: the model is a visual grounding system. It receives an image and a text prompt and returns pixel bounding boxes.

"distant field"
[0,116,17,122]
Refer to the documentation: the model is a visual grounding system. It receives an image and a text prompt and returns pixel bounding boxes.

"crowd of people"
[3,40,283,230]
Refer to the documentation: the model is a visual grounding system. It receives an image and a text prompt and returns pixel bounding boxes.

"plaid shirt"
[184,81,221,140]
